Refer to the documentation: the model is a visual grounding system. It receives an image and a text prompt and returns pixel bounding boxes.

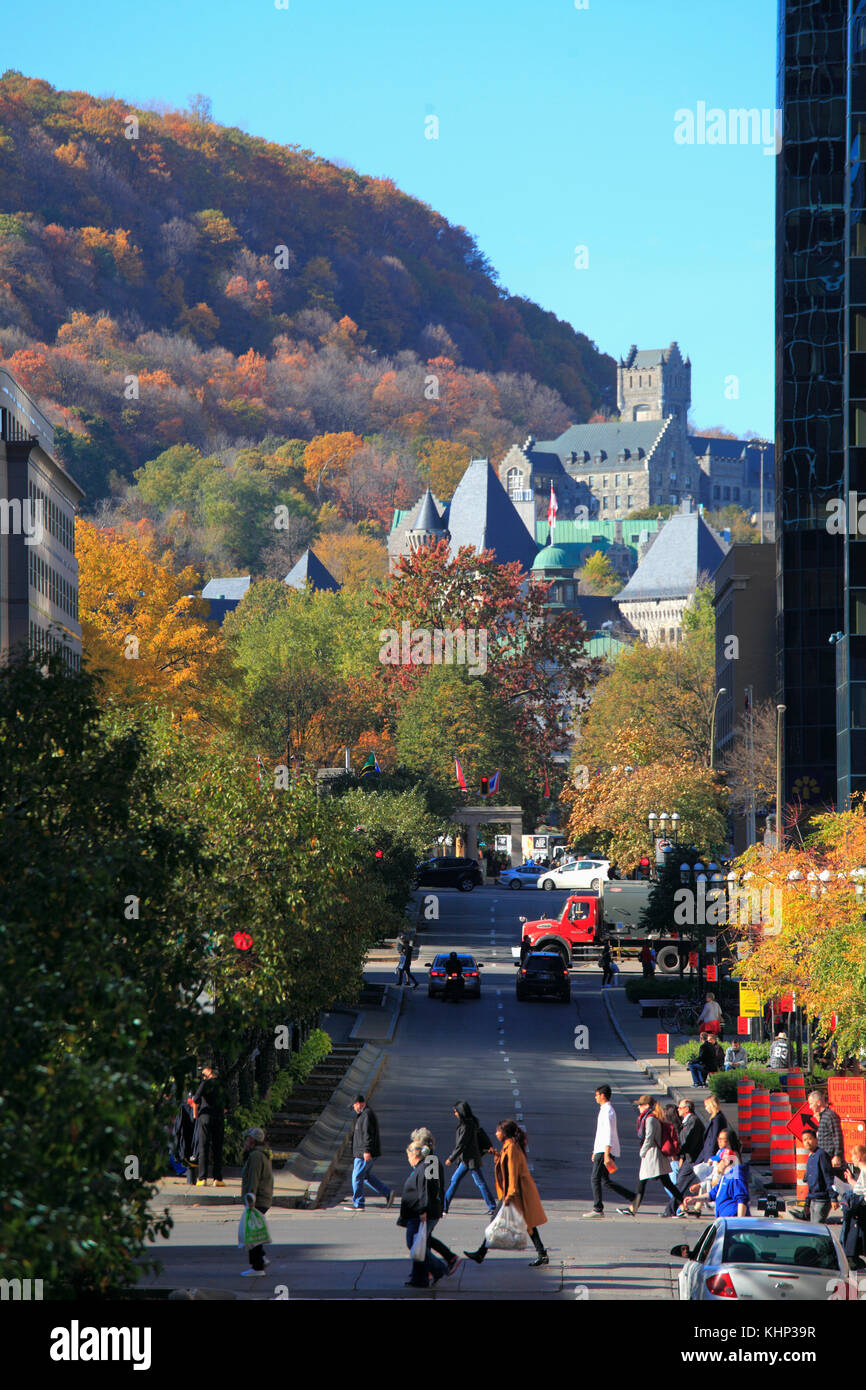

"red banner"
[656,1033,669,1054]
[737,1016,749,1035]
[705,963,717,982]
[688,952,698,968]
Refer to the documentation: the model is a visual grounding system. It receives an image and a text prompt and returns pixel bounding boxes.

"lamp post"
[751,438,770,542]
[775,704,787,849]
[709,687,727,771]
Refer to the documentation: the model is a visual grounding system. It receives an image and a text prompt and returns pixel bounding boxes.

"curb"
[350,984,404,1043]
[602,987,681,1103]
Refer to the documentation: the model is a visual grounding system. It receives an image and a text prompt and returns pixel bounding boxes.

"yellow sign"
[739,986,762,1018]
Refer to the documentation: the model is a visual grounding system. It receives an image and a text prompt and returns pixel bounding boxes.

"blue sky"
[5,0,776,434]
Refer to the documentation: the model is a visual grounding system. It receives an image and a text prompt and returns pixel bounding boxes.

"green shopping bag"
[237,1196,271,1248]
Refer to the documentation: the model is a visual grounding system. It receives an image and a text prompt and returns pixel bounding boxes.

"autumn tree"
[721,699,778,818]
[303,431,365,499]
[76,519,232,729]
[578,550,621,596]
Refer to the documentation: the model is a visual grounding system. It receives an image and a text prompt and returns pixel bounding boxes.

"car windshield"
[721,1229,839,1270]
[433,955,475,967]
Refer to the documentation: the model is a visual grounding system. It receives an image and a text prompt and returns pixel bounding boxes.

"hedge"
[707,1063,832,1105]
[675,1041,770,1066]
[224,1029,333,1163]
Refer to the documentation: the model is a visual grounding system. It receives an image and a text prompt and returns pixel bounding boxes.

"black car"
[425,953,483,998]
[515,951,571,1002]
[413,857,484,892]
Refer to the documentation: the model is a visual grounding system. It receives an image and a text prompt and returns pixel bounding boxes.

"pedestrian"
[464,1120,549,1266]
[639,942,654,978]
[583,1084,636,1218]
[343,1095,394,1210]
[802,1089,845,1217]
[409,1127,462,1274]
[794,1130,835,1225]
[443,1102,497,1216]
[599,942,615,988]
[398,1139,450,1287]
[697,992,723,1039]
[709,1035,725,1072]
[707,1130,749,1218]
[239,1126,273,1277]
[662,1102,683,1195]
[664,1098,705,1217]
[519,934,532,966]
[767,1030,792,1070]
[724,1040,749,1070]
[838,1143,866,1268]
[617,1097,681,1216]
[396,936,419,989]
[687,1031,721,1087]
[696,1095,728,1165]
[192,1065,226,1187]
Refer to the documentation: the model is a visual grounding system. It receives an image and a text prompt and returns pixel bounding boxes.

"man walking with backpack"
[584,1085,636,1218]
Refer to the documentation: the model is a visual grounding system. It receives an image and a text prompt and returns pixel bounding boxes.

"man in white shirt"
[584,1084,636,1218]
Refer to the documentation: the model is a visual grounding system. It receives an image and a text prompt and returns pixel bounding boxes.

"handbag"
[409,1221,428,1262]
[237,1194,271,1248]
[484,1202,529,1250]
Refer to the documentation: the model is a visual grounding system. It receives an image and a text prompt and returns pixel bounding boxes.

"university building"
[0,367,83,669]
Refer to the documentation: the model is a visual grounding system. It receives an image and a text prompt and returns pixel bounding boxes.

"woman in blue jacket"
[709,1131,750,1218]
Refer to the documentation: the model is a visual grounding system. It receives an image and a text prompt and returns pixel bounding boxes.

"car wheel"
[542,878,556,891]
[591,878,600,890]
[457,877,474,892]
[509,880,522,889]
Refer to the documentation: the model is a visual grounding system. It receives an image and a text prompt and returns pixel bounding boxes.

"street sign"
[828,1076,866,1120]
[705,963,718,982]
[655,837,672,866]
[842,1119,866,1160]
[688,951,698,968]
[737,1017,749,1035]
[532,835,549,852]
[705,936,717,953]
[739,985,762,1018]
[494,834,510,852]
[785,1100,818,1143]
[656,1033,669,1054]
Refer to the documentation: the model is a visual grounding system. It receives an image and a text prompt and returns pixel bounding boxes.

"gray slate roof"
[689,435,775,490]
[283,548,341,593]
[615,512,729,601]
[445,458,538,570]
[412,488,447,534]
[532,418,670,467]
[620,342,689,368]
[201,575,251,600]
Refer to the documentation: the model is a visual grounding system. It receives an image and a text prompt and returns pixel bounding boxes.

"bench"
[638,999,662,1018]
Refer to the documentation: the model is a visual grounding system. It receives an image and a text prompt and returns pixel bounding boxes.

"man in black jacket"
[192,1066,226,1187]
[343,1095,394,1210]
[664,1099,705,1216]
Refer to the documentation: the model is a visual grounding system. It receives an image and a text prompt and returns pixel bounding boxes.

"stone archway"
[451,805,525,866]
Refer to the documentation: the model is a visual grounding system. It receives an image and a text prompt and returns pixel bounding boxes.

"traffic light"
[480,776,489,797]
[374,848,384,859]
[637,856,651,880]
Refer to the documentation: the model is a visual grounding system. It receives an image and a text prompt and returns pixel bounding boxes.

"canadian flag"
[548,483,558,533]
[455,759,467,791]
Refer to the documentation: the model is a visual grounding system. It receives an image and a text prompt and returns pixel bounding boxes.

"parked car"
[515,950,571,1003]
[425,952,483,999]
[496,862,544,889]
[413,857,484,892]
[671,1218,860,1301]
[538,858,610,891]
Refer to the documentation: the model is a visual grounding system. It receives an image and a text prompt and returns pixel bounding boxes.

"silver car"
[671,1217,861,1301]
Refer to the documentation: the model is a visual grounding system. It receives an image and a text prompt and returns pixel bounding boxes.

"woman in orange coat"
[464,1120,549,1267]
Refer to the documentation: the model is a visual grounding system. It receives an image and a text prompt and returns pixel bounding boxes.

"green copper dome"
[531,545,570,571]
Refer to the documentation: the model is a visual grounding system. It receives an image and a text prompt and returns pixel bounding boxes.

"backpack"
[476,1126,493,1154]
[660,1121,681,1157]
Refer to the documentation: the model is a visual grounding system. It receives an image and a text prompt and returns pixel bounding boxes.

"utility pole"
[775,704,787,849]
[745,685,756,847]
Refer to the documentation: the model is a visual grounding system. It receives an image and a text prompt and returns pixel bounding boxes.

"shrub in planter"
[708,1065,784,1104]
[674,1040,771,1067]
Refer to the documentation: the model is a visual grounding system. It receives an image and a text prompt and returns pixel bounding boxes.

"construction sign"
[739,985,762,1018]
[785,1100,818,1143]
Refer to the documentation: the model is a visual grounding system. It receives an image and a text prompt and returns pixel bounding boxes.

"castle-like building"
[498,344,774,540]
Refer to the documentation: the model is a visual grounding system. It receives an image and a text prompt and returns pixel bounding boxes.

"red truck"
[518,881,684,973]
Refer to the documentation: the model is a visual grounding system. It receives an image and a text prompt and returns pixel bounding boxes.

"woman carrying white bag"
[238,1127,274,1277]
[464,1120,549,1268]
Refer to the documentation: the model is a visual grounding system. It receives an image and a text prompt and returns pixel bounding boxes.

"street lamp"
[709,688,727,771]
[752,438,770,542]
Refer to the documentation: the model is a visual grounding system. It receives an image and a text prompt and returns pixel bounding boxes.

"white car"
[537,858,610,891]
[671,1217,860,1301]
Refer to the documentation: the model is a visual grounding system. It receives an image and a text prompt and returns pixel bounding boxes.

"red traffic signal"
[233,931,253,951]
[374,849,384,859]
[480,777,489,797]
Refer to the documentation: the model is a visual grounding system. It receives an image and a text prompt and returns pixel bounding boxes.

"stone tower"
[617,342,691,423]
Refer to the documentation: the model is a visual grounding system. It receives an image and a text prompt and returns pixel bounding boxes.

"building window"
[670,628,676,643]
[627,495,634,508]
[659,628,666,642]
[627,475,633,486]
[713,485,721,498]
[615,474,621,486]
[602,496,609,509]
[733,487,740,501]
[506,467,524,495]
[723,486,730,500]
[603,476,609,487]
[615,495,621,508]
[564,583,574,600]
[588,475,594,486]
[670,494,678,504]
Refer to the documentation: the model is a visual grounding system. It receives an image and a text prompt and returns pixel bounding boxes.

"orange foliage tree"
[303,431,364,500]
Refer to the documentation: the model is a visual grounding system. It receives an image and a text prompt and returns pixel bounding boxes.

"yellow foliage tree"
[76,519,233,730]
[303,431,365,500]
[416,439,471,500]
[314,533,387,589]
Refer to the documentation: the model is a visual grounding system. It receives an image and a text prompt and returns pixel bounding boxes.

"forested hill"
[0,72,614,500]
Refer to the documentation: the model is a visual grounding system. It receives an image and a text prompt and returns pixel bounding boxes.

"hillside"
[0,72,615,504]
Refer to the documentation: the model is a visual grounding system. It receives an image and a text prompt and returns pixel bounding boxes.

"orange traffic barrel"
[750,1088,771,1162]
[769,1093,797,1186]
[737,1079,755,1149]
[795,1138,809,1203]
[786,1067,806,1106]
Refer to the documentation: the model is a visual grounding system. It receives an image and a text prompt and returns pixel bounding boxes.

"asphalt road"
[140,886,682,1300]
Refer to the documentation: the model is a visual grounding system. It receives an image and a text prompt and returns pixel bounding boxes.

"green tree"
[579,550,621,596]
[133,443,220,512]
